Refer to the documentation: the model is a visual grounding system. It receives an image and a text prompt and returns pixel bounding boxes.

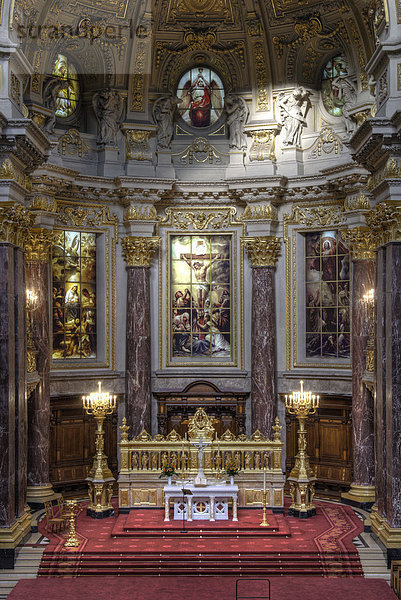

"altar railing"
[118,413,285,511]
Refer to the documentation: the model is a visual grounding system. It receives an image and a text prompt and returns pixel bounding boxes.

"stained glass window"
[171,235,231,360]
[52,54,79,118]
[52,231,96,360]
[305,231,351,359]
[321,55,349,117]
[176,67,225,128]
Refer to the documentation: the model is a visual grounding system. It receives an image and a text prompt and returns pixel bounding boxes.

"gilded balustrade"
[118,408,285,511]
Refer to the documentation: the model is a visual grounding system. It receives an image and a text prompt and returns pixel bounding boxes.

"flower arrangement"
[225,459,241,476]
[159,463,177,479]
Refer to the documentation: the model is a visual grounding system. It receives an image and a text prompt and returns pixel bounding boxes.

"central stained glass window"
[171,235,231,360]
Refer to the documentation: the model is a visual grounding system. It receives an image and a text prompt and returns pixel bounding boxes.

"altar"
[163,481,239,522]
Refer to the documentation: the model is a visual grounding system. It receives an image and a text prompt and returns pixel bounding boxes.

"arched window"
[52,54,79,118]
[176,67,224,128]
[321,55,349,117]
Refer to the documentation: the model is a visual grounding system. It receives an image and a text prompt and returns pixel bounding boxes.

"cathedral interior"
[0,0,401,592]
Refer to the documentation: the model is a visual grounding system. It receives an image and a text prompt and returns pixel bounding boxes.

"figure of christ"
[181,253,221,307]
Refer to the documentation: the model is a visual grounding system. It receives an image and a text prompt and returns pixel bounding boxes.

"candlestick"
[263,468,266,493]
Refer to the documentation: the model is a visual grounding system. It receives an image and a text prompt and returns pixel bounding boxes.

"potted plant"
[225,459,240,485]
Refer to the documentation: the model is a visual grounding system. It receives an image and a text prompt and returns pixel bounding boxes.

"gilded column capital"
[25,228,56,262]
[366,203,401,246]
[0,203,34,247]
[340,227,377,260]
[121,236,160,267]
[241,236,281,267]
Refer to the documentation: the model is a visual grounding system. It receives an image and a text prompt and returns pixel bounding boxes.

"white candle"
[263,467,266,493]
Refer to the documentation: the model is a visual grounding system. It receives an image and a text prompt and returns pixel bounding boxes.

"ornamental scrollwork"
[283,204,346,243]
[306,127,344,159]
[241,204,278,221]
[25,228,57,262]
[366,203,401,245]
[340,227,378,260]
[161,207,237,231]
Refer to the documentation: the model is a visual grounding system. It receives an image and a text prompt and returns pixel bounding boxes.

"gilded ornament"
[366,203,401,245]
[121,236,160,267]
[242,236,281,267]
[0,158,15,179]
[124,206,157,221]
[344,194,369,211]
[58,129,92,158]
[249,129,276,161]
[306,127,344,158]
[174,137,228,165]
[353,109,372,126]
[242,204,278,221]
[25,228,56,262]
[0,204,34,246]
[125,129,152,161]
[10,72,21,106]
[253,42,270,112]
[162,207,237,231]
[340,227,377,260]
[30,195,57,213]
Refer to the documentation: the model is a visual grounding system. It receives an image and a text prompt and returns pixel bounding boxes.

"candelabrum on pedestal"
[362,288,375,373]
[83,382,117,518]
[286,380,319,518]
[64,500,81,548]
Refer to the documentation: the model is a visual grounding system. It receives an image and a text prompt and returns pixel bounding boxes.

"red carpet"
[9,576,397,600]
[38,499,364,577]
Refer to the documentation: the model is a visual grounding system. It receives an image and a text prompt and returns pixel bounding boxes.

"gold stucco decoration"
[242,236,281,267]
[121,236,160,267]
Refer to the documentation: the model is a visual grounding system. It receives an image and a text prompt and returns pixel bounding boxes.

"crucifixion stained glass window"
[171,235,231,360]
[52,230,96,360]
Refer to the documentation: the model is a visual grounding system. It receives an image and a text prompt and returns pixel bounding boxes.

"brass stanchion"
[64,500,80,548]
[260,490,269,527]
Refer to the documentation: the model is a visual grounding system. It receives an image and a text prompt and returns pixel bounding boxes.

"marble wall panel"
[126,266,151,437]
[251,266,276,437]
[15,248,27,516]
[376,247,386,517]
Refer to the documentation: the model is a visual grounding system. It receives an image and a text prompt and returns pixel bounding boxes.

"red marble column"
[252,266,276,437]
[243,236,280,438]
[344,257,375,505]
[122,236,159,438]
[25,259,53,501]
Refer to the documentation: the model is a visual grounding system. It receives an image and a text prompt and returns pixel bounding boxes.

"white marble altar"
[163,481,239,522]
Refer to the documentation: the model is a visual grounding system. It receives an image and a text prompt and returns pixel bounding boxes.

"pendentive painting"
[171,234,232,361]
[305,230,351,359]
[52,230,97,360]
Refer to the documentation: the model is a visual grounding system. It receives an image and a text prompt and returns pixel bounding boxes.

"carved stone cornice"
[242,236,281,267]
[121,236,160,267]
[341,226,377,260]
[366,202,401,246]
[0,204,34,247]
[25,228,56,262]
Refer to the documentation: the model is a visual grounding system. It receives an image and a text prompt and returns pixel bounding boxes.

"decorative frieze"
[121,236,160,267]
[242,236,281,267]
[366,202,401,246]
[242,204,278,221]
[124,205,158,222]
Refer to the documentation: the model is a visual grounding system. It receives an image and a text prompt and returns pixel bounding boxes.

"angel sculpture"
[152,94,181,149]
[43,77,70,133]
[178,67,223,128]
[92,89,124,146]
[277,87,311,147]
[224,94,249,150]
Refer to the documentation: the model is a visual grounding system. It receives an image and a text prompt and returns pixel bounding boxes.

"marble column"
[376,243,401,529]
[242,236,281,437]
[0,242,30,567]
[341,228,376,507]
[25,229,56,505]
[122,236,159,437]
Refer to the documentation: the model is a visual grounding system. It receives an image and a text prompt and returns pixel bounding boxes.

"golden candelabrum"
[26,289,39,373]
[362,288,375,372]
[286,380,319,518]
[83,381,117,518]
[64,500,81,548]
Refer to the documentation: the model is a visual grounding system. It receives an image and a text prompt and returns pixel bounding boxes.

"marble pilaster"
[122,236,159,437]
[242,236,280,437]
